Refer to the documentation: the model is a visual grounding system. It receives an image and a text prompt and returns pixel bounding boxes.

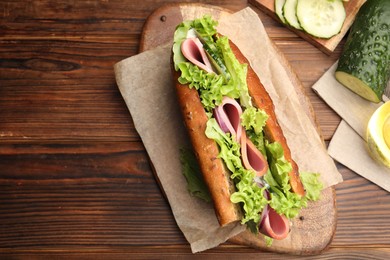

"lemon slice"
[366,101,390,168]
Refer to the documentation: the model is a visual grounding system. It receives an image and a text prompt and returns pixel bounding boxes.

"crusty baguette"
[171,36,305,227]
[172,69,242,226]
[228,41,306,197]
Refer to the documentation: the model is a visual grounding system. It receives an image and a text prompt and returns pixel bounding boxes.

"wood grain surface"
[1,0,390,259]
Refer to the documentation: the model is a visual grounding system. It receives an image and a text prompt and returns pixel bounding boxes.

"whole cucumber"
[335,0,390,103]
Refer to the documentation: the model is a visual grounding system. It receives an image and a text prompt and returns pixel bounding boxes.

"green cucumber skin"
[336,0,390,101]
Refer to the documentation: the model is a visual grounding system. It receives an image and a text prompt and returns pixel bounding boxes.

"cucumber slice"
[296,0,346,39]
[204,45,230,80]
[275,0,286,24]
[283,0,301,29]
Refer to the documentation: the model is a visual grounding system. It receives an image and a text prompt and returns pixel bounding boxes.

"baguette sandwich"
[171,15,322,242]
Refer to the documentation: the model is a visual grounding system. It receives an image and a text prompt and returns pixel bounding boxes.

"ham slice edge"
[214,97,267,176]
[181,37,214,74]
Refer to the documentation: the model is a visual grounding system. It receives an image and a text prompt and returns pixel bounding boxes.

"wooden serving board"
[140,3,336,255]
[249,0,366,55]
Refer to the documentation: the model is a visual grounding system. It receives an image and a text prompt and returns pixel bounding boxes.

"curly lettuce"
[179,148,211,203]
[300,172,323,201]
[263,141,322,219]
[173,16,252,111]
[243,116,319,219]
[216,36,252,108]
[177,62,237,111]
[205,118,268,232]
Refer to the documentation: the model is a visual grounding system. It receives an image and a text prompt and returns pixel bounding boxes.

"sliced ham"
[241,133,268,177]
[214,97,288,239]
[214,97,268,176]
[181,37,214,73]
[259,205,290,240]
[254,185,289,240]
[214,96,243,142]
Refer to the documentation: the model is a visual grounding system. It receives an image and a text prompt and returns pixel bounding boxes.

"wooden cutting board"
[139,3,336,255]
[249,0,366,55]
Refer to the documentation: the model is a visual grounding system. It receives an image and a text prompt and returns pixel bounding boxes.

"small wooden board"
[140,3,336,255]
[249,0,366,55]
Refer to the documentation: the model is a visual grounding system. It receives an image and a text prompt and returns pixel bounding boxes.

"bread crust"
[172,69,242,226]
[171,36,305,227]
[228,41,305,196]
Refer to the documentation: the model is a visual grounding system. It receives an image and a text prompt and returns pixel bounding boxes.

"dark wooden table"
[1,1,389,259]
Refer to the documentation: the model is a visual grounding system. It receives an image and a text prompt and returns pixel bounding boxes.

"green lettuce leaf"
[240,106,268,159]
[177,62,226,111]
[173,16,252,111]
[263,142,323,219]
[263,141,307,219]
[241,106,268,135]
[205,118,243,172]
[205,118,267,229]
[265,142,292,189]
[266,183,307,219]
[175,46,247,111]
[173,20,191,71]
[179,148,211,203]
[300,172,323,201]
[216,36,252,108]
[190,15,218,43]
[230,168,268,226]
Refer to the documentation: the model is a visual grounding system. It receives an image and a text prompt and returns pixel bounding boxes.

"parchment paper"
[114,7,342,253]
[313,63,390,191]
